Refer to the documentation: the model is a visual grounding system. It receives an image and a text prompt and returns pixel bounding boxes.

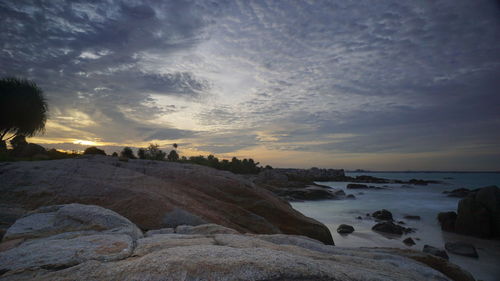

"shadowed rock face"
[0,204,475,281]
[0,156,333,244]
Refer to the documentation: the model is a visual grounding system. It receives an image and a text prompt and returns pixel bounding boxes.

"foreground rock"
[0,204,475,281]
[437,185,500,238]
[0,156,333,245]
[445,242,478,258]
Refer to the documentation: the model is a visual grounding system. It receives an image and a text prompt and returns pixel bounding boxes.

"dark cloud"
[1,0,499,169]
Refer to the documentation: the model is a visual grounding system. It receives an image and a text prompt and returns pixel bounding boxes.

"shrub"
[120,147,136,159]
[83,146,106,155]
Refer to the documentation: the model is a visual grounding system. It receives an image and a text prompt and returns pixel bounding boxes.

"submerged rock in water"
[443,188,473,198]
[404,215,421,220]
[423,245,449,260]
[445,242,478,258]
[403,237,416,246]
[372,209,393,221]
[372,221,410,235]
[0,204,475,281]
[337,224,355,234]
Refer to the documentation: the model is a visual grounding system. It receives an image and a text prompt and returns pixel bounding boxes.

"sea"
[291,172,500,281]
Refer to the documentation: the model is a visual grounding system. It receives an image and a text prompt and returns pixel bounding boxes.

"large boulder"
[0,156,333,245]
[454,185,500,238]
[437,212,457,232]
[0,204,475,281]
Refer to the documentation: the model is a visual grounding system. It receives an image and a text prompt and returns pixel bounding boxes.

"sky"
[1,0,500,170]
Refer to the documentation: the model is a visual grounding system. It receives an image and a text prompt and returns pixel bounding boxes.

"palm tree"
[0,77,48,143]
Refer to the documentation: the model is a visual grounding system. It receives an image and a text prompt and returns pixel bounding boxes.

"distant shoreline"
[346,170,500,174]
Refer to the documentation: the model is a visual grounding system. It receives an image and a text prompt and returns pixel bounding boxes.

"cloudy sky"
[1,0,499,170]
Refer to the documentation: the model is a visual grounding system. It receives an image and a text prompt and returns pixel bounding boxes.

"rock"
[0,156,334,245]
[145,228,174,237]
[408,179,442,185]
[445,242,478,258]
[346,194,356,199]
[404,215,421,220]
[397,221,406,225]
[403,237,415,246]
[357,192,364,195]
[377,248,475,281]
[3,204,143,242]
[347,183,369,189]
[437,211,457,232]
[356,216,362,220]
[337,224,354,234]
[444,188,472,198]
[162,208,207,228]
[275,186,341,201]
[454,185,500,238]
[372,221,411,235]
[0,204,141,273]
[423,245,449,260]
[0,206,472,281]
[372,209,393,221]
[175,224,239,235]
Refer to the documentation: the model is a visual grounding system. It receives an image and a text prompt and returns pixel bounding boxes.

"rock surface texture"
[0,156,333,244]
[0,204,475,281]
[437,186,500,238]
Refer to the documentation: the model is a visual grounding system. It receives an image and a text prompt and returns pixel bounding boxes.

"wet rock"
[444,188,473,198]
[404,215,421,220]
[347,184,383,190]
[423,245,449,260]
[372,221,410,235]
[337,224,355,234]
[397,221,406,225]
[437,212,457,232]
[455,185,500,238]
[372,209,393,221]
[403,237,415,246]
[445,242,478,258]
[356,216,362,220]
[346,194,356,199]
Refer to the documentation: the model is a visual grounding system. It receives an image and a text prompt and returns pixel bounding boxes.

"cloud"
[1,0,499,169]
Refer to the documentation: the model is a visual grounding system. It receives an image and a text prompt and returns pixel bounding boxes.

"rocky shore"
[0,203,475,281]
[0,156,332,245]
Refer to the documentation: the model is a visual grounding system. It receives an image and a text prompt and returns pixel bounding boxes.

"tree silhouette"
[167,150,179,161]
[120,146,136,159]
[0,77,48,144]
[83,146,106,155]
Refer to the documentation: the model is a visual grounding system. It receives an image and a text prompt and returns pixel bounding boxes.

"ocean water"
[291,172,500,281]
